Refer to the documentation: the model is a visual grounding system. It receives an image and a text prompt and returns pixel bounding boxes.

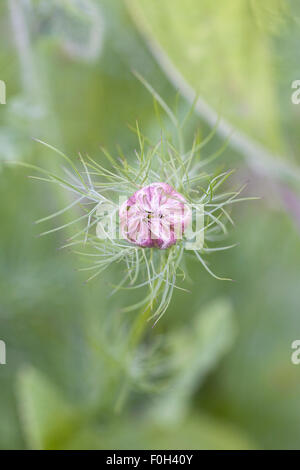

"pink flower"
[119,182,191,249]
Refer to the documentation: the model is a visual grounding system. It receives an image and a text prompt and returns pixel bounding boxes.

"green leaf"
[141,411,256,450]
[62,411,256,450]
[150,299,237,423]
[16,366,82,450]
[127,0,286,152]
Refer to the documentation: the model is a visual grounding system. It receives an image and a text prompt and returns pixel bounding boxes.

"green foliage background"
[0,0,300,449]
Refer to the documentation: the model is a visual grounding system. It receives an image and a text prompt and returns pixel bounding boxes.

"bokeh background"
[1,0,300,450]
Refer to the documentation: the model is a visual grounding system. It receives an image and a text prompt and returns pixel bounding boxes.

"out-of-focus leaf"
[32,0,105,62]
[16,366,82,449]
[64,411,255,450]
[140,412,256,450]
[151,299,237,423]
[200,207,300,449]
[126,0,288,153]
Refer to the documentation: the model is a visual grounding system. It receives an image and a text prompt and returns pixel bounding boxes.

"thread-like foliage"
[19,78,256,322]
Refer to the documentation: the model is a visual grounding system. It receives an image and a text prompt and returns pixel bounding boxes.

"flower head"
[119,182,191,249]
[31,77,253,322]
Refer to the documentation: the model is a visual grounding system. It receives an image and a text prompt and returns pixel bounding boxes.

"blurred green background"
[1,0,300,450]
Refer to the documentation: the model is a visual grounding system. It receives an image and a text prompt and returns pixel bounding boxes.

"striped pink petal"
[119,182,191,249]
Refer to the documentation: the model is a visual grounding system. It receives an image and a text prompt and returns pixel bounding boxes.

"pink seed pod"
[119,182,191,249]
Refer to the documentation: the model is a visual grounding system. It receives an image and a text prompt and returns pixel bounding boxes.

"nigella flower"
[27,78,255,323]
[119,182,191,250]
